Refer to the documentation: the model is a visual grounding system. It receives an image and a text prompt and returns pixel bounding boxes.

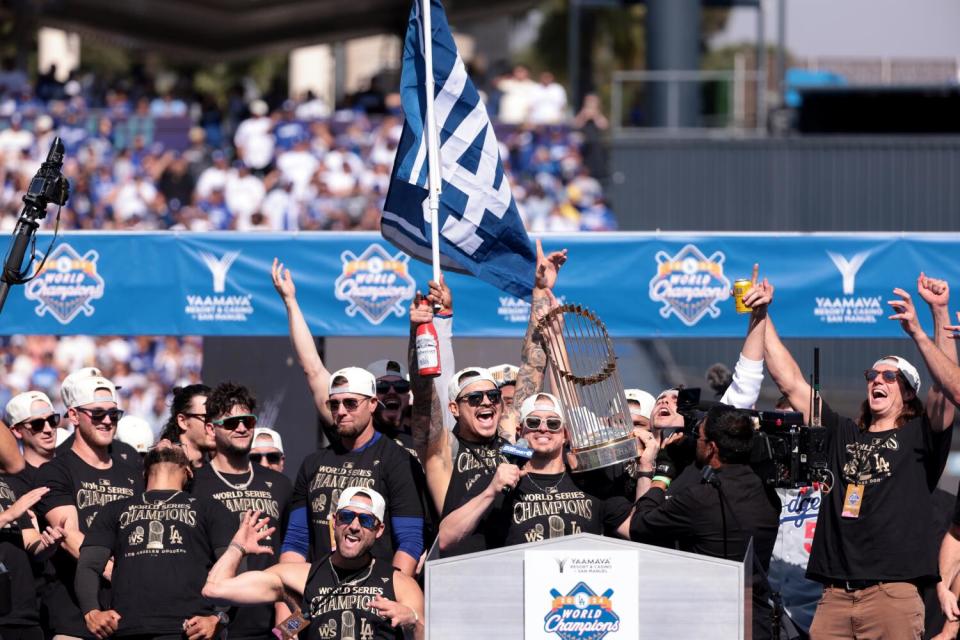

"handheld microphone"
[499,438,533,494]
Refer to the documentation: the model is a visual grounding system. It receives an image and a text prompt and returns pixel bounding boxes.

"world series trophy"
[536,303,639,471]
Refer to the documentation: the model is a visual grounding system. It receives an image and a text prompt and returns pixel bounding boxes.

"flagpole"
[421,0,443,285]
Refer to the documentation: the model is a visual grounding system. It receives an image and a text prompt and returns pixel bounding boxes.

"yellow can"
[733,279,753,314]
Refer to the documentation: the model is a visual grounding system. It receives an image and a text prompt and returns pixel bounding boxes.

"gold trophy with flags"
[536,303,639,471]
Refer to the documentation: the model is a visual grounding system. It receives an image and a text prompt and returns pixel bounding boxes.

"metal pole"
[568,0,580,111]
[777,0,787,107]
[421,0,442,283]
[756,0,767,132]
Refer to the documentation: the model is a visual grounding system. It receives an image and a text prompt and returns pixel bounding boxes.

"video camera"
[674,387,829,489]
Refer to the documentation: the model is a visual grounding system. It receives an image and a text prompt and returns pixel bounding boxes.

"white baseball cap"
[6,391,56,426]
[624,389,656,420]
[116,416,154,454]
[61,368,119,409]
[253,427,284,453]
[328,367,377,398]
[490,364,519,387]
[366,359,408,381]
[447,366,498,403]
[872,355,921,393]
[336,486,386,522]
[519,392,564,422]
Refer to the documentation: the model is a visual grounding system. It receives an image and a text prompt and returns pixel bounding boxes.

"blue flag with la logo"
[382,0,536,299]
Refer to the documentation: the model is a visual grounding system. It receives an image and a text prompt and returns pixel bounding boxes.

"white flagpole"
[421,0,443,285]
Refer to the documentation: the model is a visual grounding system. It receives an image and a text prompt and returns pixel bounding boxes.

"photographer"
[764,274,957,640]
[629,404,781,639]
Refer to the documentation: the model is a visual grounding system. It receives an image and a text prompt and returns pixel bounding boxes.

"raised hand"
[271,258,296,302]
[4,486,49,522]
[409,292,434,326]
[427,275,452,314]
[888,288,924,338]
[918,272,950,308]
[534,239,568,292]
[230,510,276,556]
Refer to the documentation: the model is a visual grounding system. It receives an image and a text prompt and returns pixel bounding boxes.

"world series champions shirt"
[302,554,402,640]
[190,463,293,640]
[467,471,631,549]
[35,449,143,638]
[83,490,236,636]
[438,426,508,557]
[0,471,42,628]
[291,432,423,562]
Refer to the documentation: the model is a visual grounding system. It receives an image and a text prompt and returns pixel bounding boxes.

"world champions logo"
[543,582,620,640]
[648,244,730,327]
[334,244,415,325]
[24,243,105,324]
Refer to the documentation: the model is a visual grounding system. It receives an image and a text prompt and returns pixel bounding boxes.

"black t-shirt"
[303,555,402,640]
[806,402,952,585]
[82,490,235,636]
[468,471,631,551]
[34,449,143,637]
[190,463,293,640]
[291,432,423,562]
[0,472,39,627]
[439,427,506,556]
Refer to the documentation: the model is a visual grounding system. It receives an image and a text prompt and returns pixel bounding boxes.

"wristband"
[652,475,672,488]
[636,470,655,479]
[229,542,247,556]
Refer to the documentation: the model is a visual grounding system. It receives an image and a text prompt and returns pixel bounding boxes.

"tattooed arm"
[409,295,455,513]
[500,240,568,439]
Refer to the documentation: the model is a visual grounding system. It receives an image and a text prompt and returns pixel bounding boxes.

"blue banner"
[1,231,957,338]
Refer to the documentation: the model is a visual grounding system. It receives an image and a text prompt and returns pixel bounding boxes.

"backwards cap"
[872,355,921,393]
[447,367,498,403]
[336,486,386,521]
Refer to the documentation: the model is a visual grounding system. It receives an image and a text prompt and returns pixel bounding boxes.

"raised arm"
[763,301,813,424]
[409,294,455,513]
[500,240,567,437]
[918,274,960,410]
[272,258,333,424]
[720,265,772,409]
[889,278,958,431]
[0,421,24,475]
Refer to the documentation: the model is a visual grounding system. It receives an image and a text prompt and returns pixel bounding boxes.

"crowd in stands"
[0,335,202,437]
[0,62,617,234]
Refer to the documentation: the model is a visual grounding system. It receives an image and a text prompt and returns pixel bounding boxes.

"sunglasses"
[864,369,899,384]
[457,389,502,407]
[325,398,369,412]
[250,452,283,465]
[19,414,61,432]
[336,509,379,530]
[181,412,207,422]
[523,416,564,432]
[210,414,258,430]
[376,380,410,395]
[76,407,124,424]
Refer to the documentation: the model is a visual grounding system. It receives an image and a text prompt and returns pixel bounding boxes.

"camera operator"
[764,274,957,640]
[629,404,781,639]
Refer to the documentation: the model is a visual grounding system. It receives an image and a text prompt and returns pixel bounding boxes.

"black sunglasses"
[864,369,899,384]
[76,407,124,424]
[181,412,207,422]
[326,398,368,412]
[19,414,61,433]
[376,380,410,395]
[211,414,258,430]
[250,452,283,465]
[523,416,564,432]
[457,389,502,407]
[336,509,379,530]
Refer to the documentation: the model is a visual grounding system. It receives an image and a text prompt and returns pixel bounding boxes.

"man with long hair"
[764,273,957,639]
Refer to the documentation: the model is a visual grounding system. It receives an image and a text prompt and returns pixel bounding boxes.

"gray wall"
[608,136,960,231]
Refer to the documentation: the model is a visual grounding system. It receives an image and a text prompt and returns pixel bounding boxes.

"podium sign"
[524,550,639,640]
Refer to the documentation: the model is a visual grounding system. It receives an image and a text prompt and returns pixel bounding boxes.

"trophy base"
[572,435,640,472]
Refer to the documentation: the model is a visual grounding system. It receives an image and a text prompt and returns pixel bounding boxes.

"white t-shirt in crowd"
[195,166,229,198]
[497,77,538,124]
[276,150,319,200]
[234,116,275,170]
[224,172,266,228]
[113,180,157,222]
[529,82,568,124]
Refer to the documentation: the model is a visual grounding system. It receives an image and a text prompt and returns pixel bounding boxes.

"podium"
[425,533,752,639]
